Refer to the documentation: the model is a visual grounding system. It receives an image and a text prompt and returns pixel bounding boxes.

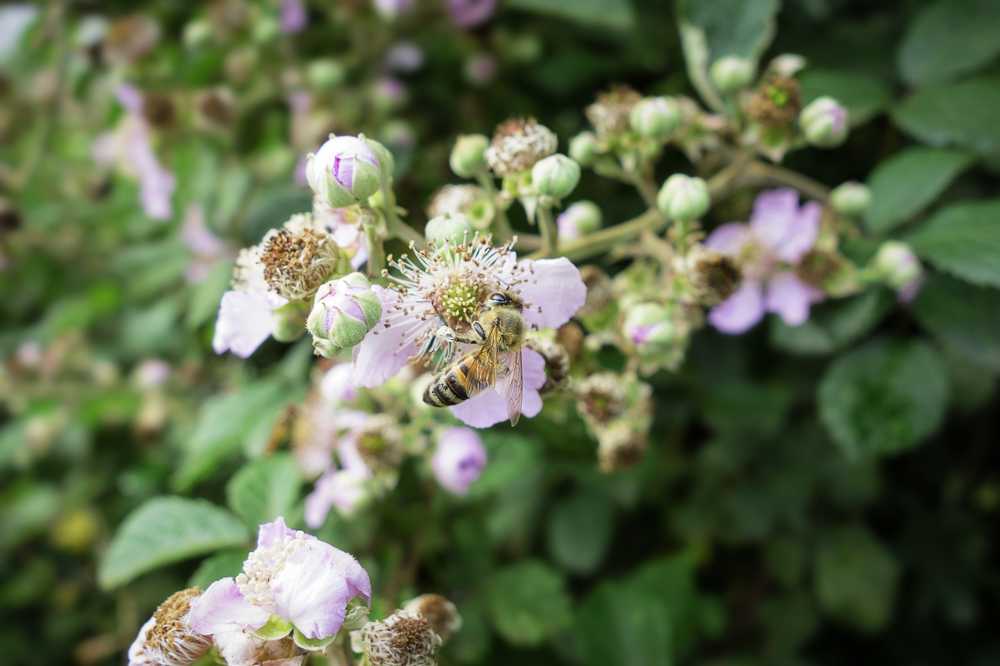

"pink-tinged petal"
[351,286,416,387]
[449,349,545,427]
[256,517,300,549]
[271,541,350,639]
[319,364,358,404]
[431,427,487,495]
[774,201,820,263]
[704,222,751,256]
[280,0,307,33]
[513,258,587,329]
[708,281,765,334]
[328,545,371,603]
[765,272,823,326]
[749,188,799,252]
[182,204,226,256]
[447,0,496,28]
[213,290,274,358]
[449,390,509,428]
[187,578,269,636]
[115,84,144,114]
[304,467,369,527]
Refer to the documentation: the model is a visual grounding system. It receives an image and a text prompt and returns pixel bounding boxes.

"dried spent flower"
[359,610,442,666]
[576,373,627,426]
[586,85,642,137]
[402,595,462,643]
[597,420,649,473]
[485,118,557,177]
[527,336,570,394]
[128,588,212,666]
[685,246,741,306]
[260,214,345,300]
[745,75,801,127]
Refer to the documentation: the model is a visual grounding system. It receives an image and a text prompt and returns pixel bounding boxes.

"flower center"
[236,532,310,612]
[434,278,485,330]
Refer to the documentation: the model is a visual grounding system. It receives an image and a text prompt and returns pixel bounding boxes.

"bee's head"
[485,291,521,310]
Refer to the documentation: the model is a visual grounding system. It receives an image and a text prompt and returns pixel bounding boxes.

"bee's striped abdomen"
[424,356,478,407]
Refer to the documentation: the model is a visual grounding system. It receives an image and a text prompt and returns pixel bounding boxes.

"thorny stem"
[536,205,557,256]
[477,172,513,242]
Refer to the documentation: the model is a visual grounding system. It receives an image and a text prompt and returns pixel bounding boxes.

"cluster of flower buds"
[738,54,849,161]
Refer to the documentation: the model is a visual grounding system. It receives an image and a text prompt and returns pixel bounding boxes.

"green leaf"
[898,0,1000,85]
[226,454,302,528]
[814,526,899,632]
[486,561,572,647]
[99,497,248,589]
[864,148,974,233]
[818,339,948,459]
[913,274,1000,371]
[677,0,779,112]
[770,289,893,356]
[893,77,1000,155]
[507,0,634,31]
[906,198,1000,288]
[576,581,673,666]
[799,69,891,126]
[174,380,290,490]
[677,0,779,61]
[0,482,59,550]
[188,548,247,589]
[546,489,613,574]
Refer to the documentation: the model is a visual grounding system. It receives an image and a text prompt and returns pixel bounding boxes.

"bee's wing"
[465,327,501,392]
[504,349,524,426]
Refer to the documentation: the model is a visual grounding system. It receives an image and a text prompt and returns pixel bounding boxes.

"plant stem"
[744,162,831,201]
[536,205,557,256]
[361,206,385,275]
[477,172,512,242]
[535,153,748,262]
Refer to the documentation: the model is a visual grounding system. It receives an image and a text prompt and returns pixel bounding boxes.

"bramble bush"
[2,1,999,665]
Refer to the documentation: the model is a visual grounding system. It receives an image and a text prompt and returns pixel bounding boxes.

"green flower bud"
[657,174,710,221]
[307,273,382,358]
[830,181,871,217]
[449,134,489,178]
[307,58,346,89]
[306,135,383,208]
[874,241,922,291]
[800,96,849,148]
[271,301,309,343]
[569,131,600,166]
[363,136,396,185]
[531,154,580,199]
[710,56,756,93]
[622,303,690,374]
[425,213,474,246]
[557,201,602,240]
[629,96,682,139]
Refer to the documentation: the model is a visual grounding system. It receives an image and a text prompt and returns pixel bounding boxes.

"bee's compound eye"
[488,292,510,306]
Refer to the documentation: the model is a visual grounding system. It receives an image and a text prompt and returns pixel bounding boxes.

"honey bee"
[423,292,527,425]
